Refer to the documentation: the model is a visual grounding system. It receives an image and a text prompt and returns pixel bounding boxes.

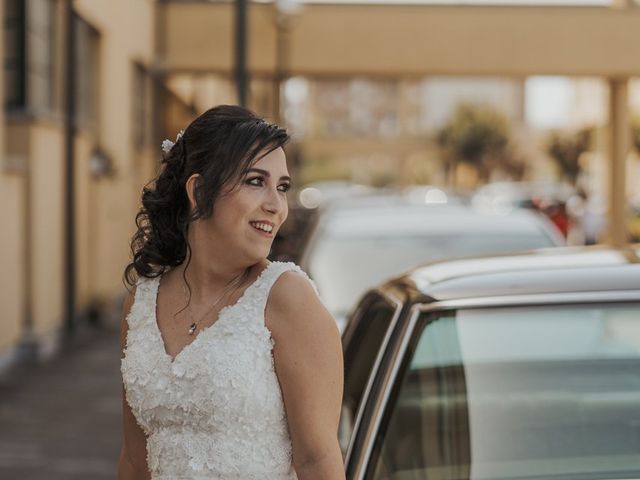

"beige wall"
[75,134,94,310]
[1,0,157,364]
[74,0,156,299]
[0,0,22,354]
[164,3,640,77]
[0,173,24,352]
[1,121,65,355]
[0,116,25,353]
[0,0,26,357]
[29,123,65,337]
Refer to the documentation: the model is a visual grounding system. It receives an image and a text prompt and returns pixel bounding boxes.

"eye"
[246,176,264,187]
[278,183,291,193]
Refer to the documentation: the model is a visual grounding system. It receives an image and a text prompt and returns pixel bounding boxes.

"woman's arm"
[266,271,346,480]
[118,288,152,480]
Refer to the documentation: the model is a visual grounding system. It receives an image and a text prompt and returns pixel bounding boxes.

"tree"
[545,128,592,185]
[436,103,510,185]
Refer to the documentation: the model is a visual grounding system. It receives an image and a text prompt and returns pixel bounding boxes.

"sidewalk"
[0,321,123,480]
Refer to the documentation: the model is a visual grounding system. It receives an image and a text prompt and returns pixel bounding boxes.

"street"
[0,322,122,479]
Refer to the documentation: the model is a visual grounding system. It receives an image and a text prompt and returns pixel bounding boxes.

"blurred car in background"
[296,180,378,210]
[299,197,564,330]
[270,181,380,263]
[340,245,640,480]
[472,180,576,238]
[401,184,470,206]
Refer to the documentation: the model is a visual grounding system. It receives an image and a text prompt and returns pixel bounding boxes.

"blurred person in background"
[566,188,606,245]
[118,106,344,480]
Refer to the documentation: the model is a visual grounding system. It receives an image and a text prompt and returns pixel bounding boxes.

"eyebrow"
[246,168,291,182]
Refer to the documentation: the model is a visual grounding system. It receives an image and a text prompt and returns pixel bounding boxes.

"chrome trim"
[344,290,403,466]
[353,288,640,479]
[353,303,423,480]
[417,290,640,311]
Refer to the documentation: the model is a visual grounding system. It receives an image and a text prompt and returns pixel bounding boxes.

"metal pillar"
[235,0,248,107]
[63,0,77,334]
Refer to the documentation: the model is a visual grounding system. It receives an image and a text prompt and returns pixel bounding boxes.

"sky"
[525,77,572,129]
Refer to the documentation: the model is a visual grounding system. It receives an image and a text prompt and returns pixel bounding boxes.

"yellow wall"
[1,0,157,364]
[0,0,25,357]
[74,0,156,299]
[1,122,65,355]
[164,3,640,77]
[29,123,65,337]
[0,115,25,352]
[0,0,22,355]
[0,172,24,352]
[75,134,94,310]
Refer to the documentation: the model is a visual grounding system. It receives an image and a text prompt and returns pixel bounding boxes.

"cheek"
[218,190,256,217]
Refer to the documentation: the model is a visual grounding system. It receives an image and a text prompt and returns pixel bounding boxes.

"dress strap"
[254,261,320,314]
[126,275,160,330]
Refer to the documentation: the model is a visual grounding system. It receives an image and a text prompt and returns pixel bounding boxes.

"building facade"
[1,0,156,369]
[1,0,638,371]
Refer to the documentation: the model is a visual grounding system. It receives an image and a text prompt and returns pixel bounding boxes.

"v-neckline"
[152,262,275,365]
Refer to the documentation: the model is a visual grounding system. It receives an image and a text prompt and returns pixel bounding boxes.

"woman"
[118,105,345,479]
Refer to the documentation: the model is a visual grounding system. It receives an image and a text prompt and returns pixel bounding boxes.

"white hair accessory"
[161,130,185,154]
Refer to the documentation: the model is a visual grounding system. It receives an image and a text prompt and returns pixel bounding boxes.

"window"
[4,0,55,112]
[4,0,26,108]
[74,15,99,131]
[340,294,398,456]
[132,63,152,149]
[368,302,640,480]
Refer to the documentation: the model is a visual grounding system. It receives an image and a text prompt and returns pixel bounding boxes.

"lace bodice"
[121,261,318,480]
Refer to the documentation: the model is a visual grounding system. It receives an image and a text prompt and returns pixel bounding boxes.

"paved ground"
[0,320,123,480]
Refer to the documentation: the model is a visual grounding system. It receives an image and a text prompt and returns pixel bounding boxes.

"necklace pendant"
[188,323,197,335]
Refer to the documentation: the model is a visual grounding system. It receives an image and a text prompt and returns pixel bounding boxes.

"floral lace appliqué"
[121,261,318,479]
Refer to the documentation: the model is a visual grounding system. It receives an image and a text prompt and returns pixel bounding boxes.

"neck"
[179,220,255,299]
[179,255,251,302]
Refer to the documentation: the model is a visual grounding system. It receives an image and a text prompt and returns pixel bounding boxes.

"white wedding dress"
[121,261,318,480]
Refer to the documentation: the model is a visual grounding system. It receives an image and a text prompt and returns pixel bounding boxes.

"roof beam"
[163,2,640,77]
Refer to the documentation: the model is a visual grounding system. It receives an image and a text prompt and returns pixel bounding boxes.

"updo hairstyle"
[123,105,289,288]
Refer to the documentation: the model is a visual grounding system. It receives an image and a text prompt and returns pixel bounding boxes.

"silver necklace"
[182,268,249,335]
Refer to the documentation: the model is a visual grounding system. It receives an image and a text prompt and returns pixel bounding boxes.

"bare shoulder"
[265,267,339,342]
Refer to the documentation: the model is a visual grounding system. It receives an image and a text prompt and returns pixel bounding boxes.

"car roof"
[473,181,576,200]
[387,245,640,302]
[320,202,559,238]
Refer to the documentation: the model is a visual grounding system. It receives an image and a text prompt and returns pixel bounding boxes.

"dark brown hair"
[123,105,289,288]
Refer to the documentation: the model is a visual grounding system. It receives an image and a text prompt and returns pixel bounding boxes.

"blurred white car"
[299,199,564,331]
[472,180,575,214]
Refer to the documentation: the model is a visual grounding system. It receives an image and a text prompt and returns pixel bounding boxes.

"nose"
[262,185,286,216]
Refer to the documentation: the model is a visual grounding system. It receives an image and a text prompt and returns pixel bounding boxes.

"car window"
[340,295,398,457]
[310,233,556,316]
[367,302,640,480]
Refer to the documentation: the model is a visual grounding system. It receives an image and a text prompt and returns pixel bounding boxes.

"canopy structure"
[160,0,640,245]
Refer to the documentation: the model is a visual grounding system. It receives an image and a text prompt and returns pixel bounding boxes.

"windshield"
[368,302,640,480]
[309,233,555,316]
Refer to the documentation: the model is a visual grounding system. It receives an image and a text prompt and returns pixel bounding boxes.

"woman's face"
[189,147,291,264]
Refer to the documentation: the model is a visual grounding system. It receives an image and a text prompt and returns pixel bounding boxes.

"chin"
[246,247,270,263]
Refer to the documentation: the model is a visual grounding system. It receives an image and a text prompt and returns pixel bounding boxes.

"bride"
[118,105,345,479]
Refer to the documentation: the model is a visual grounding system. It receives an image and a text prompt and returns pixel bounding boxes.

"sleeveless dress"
[121,261,320,480]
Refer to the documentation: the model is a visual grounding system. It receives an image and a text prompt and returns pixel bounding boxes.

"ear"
[185,173,200,211]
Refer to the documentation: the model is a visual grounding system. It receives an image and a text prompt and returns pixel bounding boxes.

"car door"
[340,291,402,462]
[350,297,640,480]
